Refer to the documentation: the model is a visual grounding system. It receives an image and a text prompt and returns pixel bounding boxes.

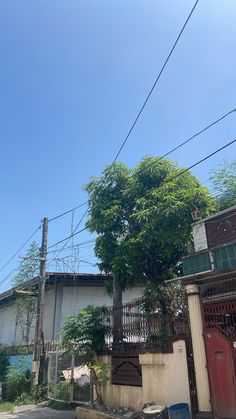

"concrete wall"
[100,340,191,411]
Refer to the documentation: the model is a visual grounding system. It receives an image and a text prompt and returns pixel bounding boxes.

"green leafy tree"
[60,305,110,406]
[0,349,10,382]
[210,160,236,210]
[85,157,215,314]
[12,241,40,344]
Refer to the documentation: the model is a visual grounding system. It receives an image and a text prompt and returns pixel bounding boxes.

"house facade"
[181,205,236,419]
[0,272,145,346]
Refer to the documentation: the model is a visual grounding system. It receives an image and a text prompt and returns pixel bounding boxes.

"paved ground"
[0,406,76,419]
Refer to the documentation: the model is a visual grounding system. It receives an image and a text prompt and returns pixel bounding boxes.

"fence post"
[54,352,58,400]
[90,370,94,403]
[70,354,75,403]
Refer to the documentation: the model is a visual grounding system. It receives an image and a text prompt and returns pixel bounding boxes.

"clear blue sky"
[0,0,235,291]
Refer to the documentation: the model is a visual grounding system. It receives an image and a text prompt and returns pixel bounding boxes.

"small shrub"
[31,383,47,403]
[15,392,34,406]
[0,349,10,382]
[49,380,70,402]
[4,368,31,402]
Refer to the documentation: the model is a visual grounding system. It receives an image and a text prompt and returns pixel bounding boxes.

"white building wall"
[44,288,56,340]
[0,285,144,345]
[0,303,18,345]
[60,286,144,329]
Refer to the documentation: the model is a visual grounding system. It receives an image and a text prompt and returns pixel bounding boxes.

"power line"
[48,202,87,222]
[0,225,41,275]
[112,0,200,163]
[158,138,236,188]
[47,226,87,250]
[53,210,88,257]
[52,106,234,251]
[0,268,18,288]
[47,105,235,235]
[47,138,236,248]
[155,108,235,163]
[46,239,96,255]
[45,0,200,229]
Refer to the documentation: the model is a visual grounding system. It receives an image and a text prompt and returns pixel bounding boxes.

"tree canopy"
[12,241,40,344]
[210,160,236,210]
[85,157,215,298]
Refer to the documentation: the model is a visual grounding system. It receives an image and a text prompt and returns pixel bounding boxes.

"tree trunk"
[156,286,173,347]
[112,273,123,344]
[91,368,104,406]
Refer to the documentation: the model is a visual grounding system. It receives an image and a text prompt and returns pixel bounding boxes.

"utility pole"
[32,217,48,386]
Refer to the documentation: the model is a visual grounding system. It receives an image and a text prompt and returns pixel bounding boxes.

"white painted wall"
[0,303,18,345]
[60,286,144,328]
[0,285,144,345]
[44,288,56,340]
[0,301,37,345]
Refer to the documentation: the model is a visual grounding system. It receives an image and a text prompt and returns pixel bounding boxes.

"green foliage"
[50,381,70,401]
[0,349,10,382]
[143,280,187,315]
[4,367,31,402]
[85,157,215,288]
[92,363,109,384]
[15,392,34,406]
[60,305,110,357]
[73,383,90,402]
[210,160,236,210]
[12,241,40,344]
[60,305,111,406]
[31,383,47,403]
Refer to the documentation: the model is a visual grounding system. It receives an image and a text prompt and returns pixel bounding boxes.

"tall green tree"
[12,241,40,344]
[210,160,236,210]
[85,157,215,312]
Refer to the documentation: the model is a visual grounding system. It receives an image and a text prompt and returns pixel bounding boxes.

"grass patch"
[0,402,15,413]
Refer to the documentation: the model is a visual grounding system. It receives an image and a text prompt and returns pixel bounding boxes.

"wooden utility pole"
[32,217,48,385]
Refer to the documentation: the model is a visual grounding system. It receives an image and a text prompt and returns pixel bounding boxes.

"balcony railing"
[182,243,236,277]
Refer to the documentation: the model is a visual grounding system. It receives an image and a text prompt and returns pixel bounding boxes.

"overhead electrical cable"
[112,0,200,163]
[155,108,235,163]
[0,268,18,288]
[48,202,87,222]
[0,225,41,275]
[158,138,236,188]
[47,106,235,231]
[47,138,236,249]
[46,0,200,229]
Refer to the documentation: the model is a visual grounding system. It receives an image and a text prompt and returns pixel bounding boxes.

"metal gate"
[47,351,91,404]
[201,279,236,419]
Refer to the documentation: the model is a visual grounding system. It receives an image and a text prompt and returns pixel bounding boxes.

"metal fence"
[47,351,91,404]
[0,340,60,356]
[101,295,189,352]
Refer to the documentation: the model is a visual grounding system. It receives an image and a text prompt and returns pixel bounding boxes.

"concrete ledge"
[76,406,120,419]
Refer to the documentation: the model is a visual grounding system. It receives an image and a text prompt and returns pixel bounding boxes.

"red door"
[205,328,236,419]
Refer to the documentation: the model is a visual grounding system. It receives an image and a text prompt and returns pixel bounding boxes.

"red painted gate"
[205,328,236,419]
[202,294,236,419]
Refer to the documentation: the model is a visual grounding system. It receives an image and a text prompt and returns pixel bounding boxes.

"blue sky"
[0,0,235,291]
